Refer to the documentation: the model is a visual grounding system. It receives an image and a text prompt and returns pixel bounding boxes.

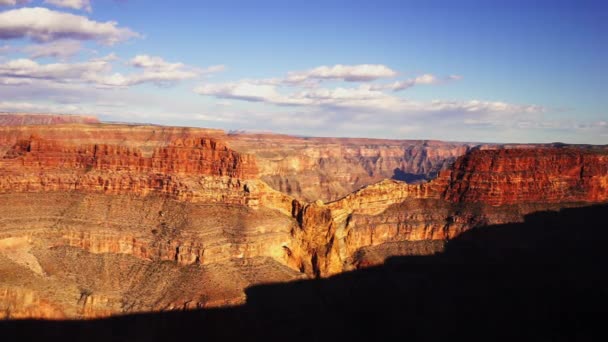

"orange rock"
[442,148,608,205]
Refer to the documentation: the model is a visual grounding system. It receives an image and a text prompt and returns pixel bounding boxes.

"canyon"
[0,114,607,320]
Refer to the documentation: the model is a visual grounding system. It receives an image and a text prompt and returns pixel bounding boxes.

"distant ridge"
[0,113,100,126]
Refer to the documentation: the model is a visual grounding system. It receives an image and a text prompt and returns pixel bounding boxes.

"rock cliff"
[0,115,606,319]
[291,147,608,276]
[442,147,608,205]
[0,134,258,203]
[226,133,474,202]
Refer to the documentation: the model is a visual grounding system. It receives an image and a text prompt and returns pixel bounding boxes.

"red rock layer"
[4,136,257,179]
[442,148,608,205]
[291,147,608,276]
[0,124,225,153]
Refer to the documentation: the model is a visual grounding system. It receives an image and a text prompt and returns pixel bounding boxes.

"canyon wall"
[443,147,608,205]
[226,133,474,202]
[291,147,608,276]
[0,115,606,319]
[0,120,302,318]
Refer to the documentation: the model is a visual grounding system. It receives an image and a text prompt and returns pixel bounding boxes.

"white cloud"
[44,0,92,12]
[0,100,83,113]
[0,7,139,44]
[22,40,82,59]
[195,81,288,103]
[0,57,110,81]
[431,99,543,114]
[195,77,539,117]
[194,65,541,133]
[91,54,214,87]
[0,0,30,6]
[127,55,224,84]
[377,74,461,91]
[413,74,437,84]
[0,77,31,85]
[130,55,224,76]
[286,64,397,83]
[0,54,221,88]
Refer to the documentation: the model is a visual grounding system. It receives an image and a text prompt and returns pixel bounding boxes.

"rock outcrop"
[442,147,608,205]
[0,135,258,204]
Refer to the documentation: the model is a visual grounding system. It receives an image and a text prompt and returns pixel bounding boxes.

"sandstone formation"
[443,147,608,205]
[0,114,606,319]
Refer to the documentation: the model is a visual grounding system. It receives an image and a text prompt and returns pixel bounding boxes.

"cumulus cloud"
[0,7,139,44]
[0,76,31,85]
[22,40,82,59]
[195,81,287,103]
[194,82,392,107]
[130,55,173,69]
[91,54,216,87]
[0,54,221,88]
[193,65,542,131]
[0,100,83,114]
[0,0,30,6]
[195,77,538,118]
[285,64,397,83]
[44,0,92,12]
[128,55,224,81]
[376,74,462,91]
[0,57,109,81]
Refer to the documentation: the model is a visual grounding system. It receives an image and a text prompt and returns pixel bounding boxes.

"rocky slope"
[0,114,606,319]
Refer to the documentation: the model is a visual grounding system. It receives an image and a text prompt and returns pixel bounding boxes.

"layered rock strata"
[226,133,474,202]
[0,116,606,319]
[0,122,301,318]
[291,147,608,276]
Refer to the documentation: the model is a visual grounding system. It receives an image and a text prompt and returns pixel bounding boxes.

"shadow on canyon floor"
[391,168,431,183]
[2,204,608,341]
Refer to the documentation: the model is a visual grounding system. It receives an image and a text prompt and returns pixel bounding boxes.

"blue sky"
[0,0,606,143]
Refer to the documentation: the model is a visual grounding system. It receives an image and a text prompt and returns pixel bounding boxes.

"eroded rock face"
[0,134,260,205]
[442,147,608,205]
[226,133,474,202]
[0,121,302,319]
[291,147,608,276]
[0,116,607,319]
[4,135,257,178]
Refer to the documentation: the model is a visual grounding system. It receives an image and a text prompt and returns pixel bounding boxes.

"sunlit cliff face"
[0,115,607,319]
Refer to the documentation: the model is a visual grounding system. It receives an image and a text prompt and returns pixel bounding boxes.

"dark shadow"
[2,204,608,341]
[391,168,430,183]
